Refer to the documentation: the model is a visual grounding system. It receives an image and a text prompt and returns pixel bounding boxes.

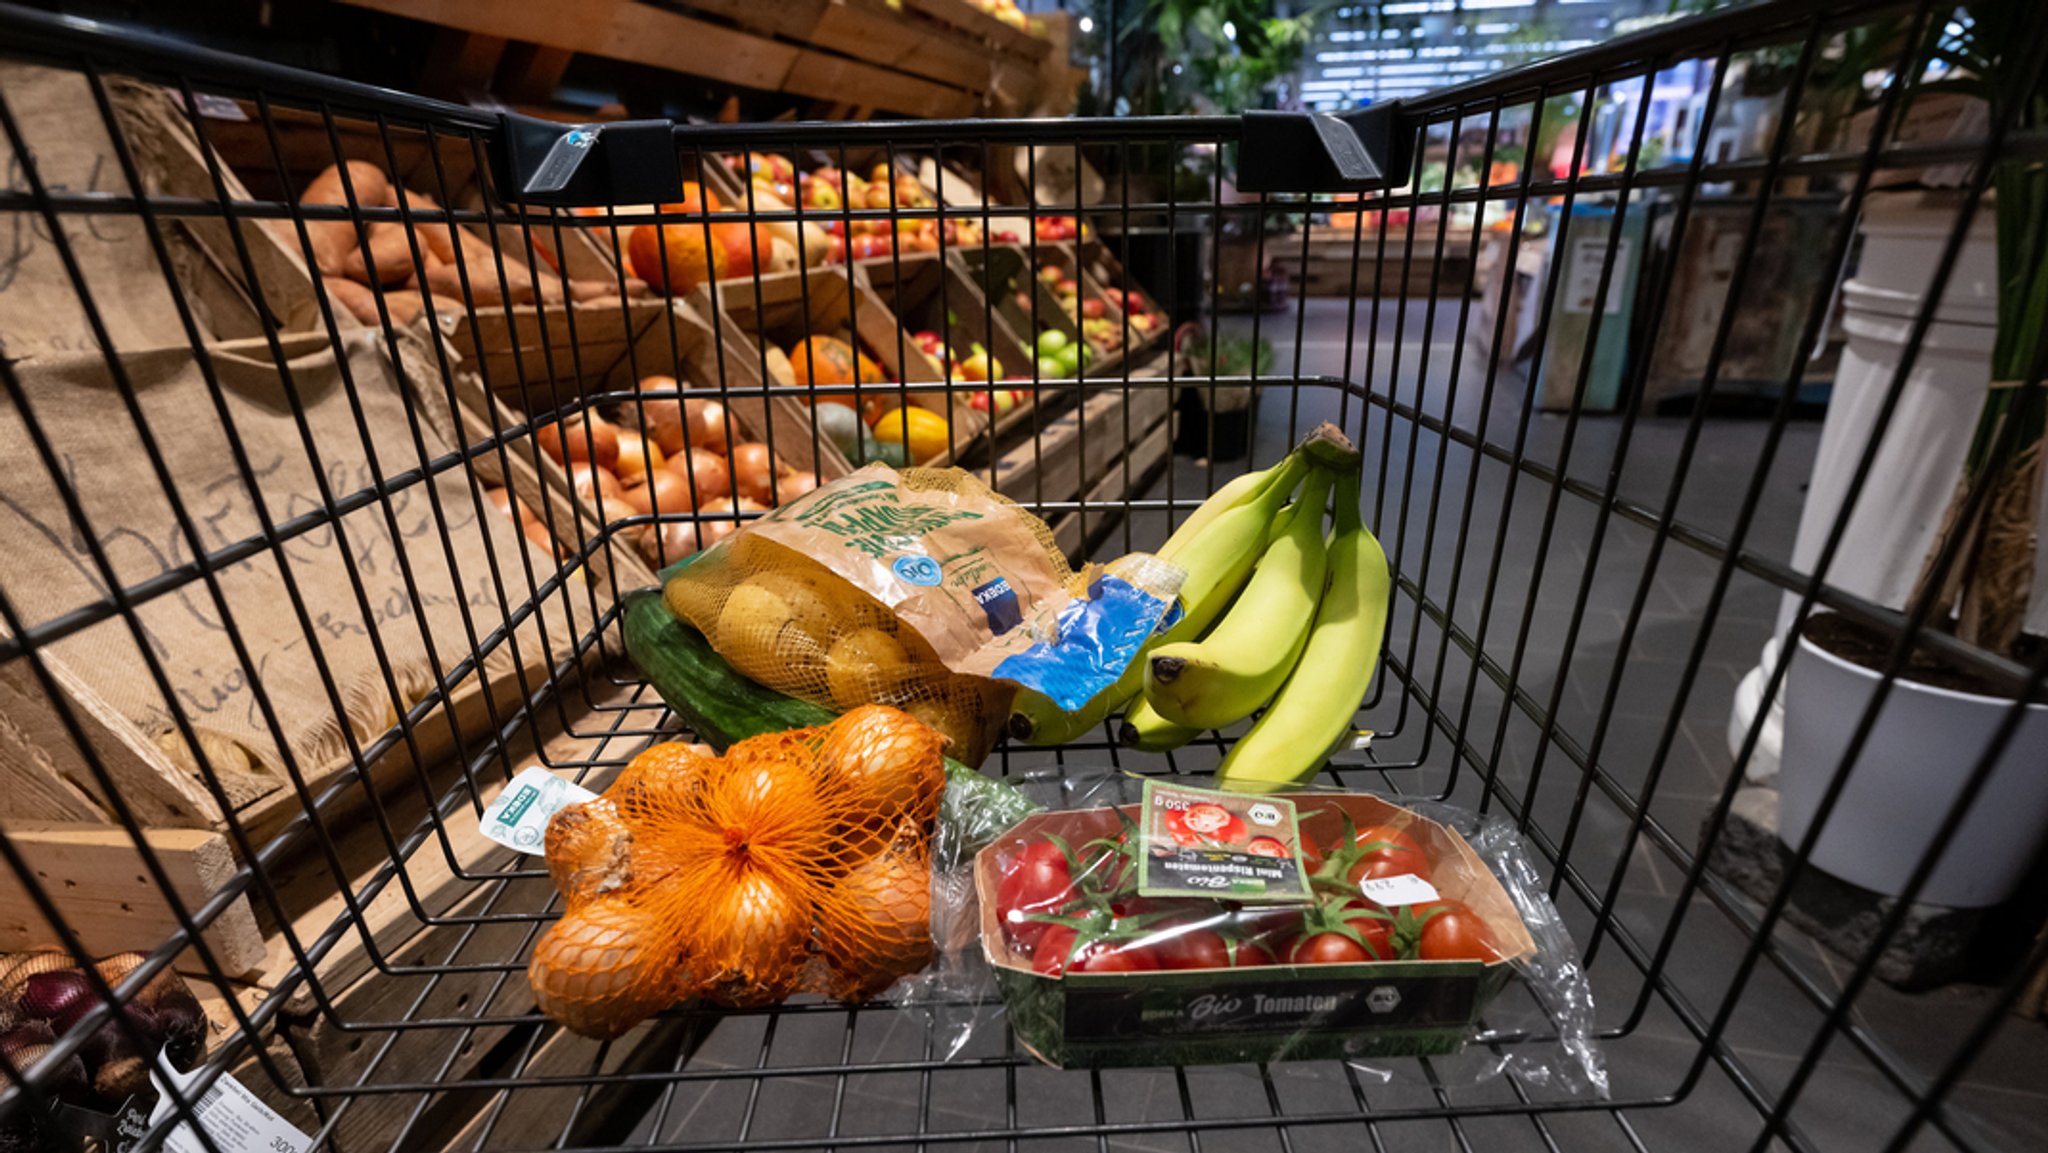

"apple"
[1081,298,1107,319]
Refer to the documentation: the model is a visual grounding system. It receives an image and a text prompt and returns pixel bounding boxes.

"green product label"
[1136,780,1312,902]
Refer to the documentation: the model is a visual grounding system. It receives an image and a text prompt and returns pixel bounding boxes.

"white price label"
[480,767,598,853]
[148,1047,311,1153]
[1358,873,1440,907]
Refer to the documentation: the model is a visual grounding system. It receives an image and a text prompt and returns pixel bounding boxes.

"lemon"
[870,406,951,464]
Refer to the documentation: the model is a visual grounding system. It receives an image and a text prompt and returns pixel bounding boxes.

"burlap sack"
[0,62,317,366]
[0,328,576,830]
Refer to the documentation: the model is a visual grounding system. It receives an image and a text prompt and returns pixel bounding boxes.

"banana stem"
[1333,469,1363,535]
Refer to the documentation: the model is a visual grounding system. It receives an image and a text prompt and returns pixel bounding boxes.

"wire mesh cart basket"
[2,0,2046,1149]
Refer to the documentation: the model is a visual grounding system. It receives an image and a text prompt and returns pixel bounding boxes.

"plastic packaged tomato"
[902,771,1605,1093]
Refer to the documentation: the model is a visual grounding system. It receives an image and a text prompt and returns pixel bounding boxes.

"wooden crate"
[977,374,1175,563]
[0,75,627,973]
[956,244,1071,365]
[1268,225,1477,299]
[693,267,986,471]
[599,299,845,481]
[330,0,1008,119]
[859,252,1043,451]
[250,680,694,1152]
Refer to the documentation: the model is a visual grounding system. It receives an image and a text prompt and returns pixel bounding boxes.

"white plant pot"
[1725,190,2048,777]
[1778,627,2048,908]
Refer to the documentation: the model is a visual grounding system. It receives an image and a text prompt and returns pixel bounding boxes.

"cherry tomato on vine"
[1333,901,1395,958]
[1416,901,1499,962]
[1287,932,1378,965]
[1069,939,1159,973]
[1232,940,1280,967]
[1150,925,1232,970]
[997,841,1074,951]
[1345,824,1432,885]
[1032,924,1078,974]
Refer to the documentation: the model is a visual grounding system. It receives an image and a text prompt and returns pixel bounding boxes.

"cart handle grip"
[1235,105,1412,195]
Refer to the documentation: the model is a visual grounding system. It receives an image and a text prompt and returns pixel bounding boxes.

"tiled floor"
[621,299,2048,1152]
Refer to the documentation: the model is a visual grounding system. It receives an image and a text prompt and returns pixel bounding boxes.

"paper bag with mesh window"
[663,465,1181,767]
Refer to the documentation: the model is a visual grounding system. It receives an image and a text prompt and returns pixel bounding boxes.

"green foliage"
[1901,1,2048,652]
[1110,0,1313,116]
[1187,331,1275,376]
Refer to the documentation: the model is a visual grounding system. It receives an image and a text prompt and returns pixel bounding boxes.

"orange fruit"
[715,220,777,279]
[789,335,859,390]
[629,222,728,295]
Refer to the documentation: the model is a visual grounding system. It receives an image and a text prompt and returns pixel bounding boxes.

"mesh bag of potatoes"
[663,465,1182,767]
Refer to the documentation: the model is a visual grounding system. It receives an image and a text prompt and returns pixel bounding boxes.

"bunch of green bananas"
[1006,424,1391,792]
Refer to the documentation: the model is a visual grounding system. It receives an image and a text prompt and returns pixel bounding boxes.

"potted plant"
[1775,0,2047,910]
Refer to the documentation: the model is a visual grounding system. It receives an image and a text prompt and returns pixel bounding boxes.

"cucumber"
[621,587,1037,853]
[624,586,832,746]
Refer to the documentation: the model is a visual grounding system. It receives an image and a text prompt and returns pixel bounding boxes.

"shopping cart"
[2,0,2045,1149]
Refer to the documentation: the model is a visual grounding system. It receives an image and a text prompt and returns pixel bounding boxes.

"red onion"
[19,971,95,1036]
[0,952,73,1015]
[0,1020,90,1107]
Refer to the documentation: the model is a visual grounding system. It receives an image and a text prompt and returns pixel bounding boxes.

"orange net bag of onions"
[528,705,946,1039]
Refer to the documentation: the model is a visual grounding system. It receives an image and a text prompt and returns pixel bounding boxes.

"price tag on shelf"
[480,766,598,853]
[1358,873,1440,908]
[148,1046,312,1153]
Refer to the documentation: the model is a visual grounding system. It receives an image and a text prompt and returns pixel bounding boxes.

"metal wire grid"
[0,0,2043,1149]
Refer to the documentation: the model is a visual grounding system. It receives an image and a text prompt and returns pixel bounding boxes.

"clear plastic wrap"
[898,770,1606,1094]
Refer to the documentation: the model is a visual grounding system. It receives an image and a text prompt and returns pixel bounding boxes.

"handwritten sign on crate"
[0,332,577,835]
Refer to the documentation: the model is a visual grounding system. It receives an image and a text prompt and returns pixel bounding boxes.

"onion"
[639,521,708,566]
[613,429,666,483]
[598,496,641,525]
[623,468,694,517]
[528,898,682,1040]
[20,971,96,1036]
[685,398,732,456]
[0,951,73,1013]
[696,868,808,1008]
[78,1003,160,1101]
[537,413,619,469]
[728,443,780,506]
[635,374,688,454]
[821,843,932,999]
[568,462,624,503]
[521,518,560,560]
[666,447,733,504]
[0,1020,90,1106]
[816,704,945,830]
[774,470,820,506]
[485,486,531,525]
[697,497,765,549]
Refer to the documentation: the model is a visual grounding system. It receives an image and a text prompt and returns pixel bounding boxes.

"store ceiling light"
[1223,20,1237,41]
[1078,15,1094,33]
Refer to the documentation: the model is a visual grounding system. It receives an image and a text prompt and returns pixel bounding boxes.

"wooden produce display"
[329,0,1061,120]
[693,266,988,471]
[982,360,1177,560]
[860,251,1041,447]
[0,69,621,979]
[1268,223,1477,299]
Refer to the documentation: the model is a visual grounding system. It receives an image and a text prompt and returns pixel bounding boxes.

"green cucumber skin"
[623,587,831,748]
